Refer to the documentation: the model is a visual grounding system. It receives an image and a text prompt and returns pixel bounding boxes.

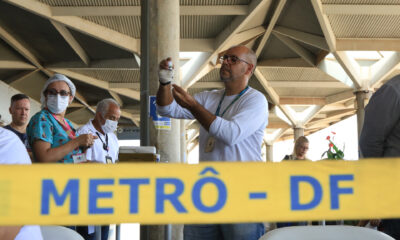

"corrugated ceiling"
[322,0,400,4]
[258,68,338,82]
[328,15,400,38]
[38,0,140,6]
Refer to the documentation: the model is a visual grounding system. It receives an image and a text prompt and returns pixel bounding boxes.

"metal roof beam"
[0,60,35,69]
[312,0,362,89]
[51,5,249,16]
[183,0,271,89]
[273,26,329,51]
[323,4,400,15]
[0,24,48,73]
[222,26,266,52]
[333,51,362,89]
[255,0,286,57]
[257,58,312,68]
[45,58,139,70]
[280,97,326,105]
[299,105,324,126]
[49,69,140,101]
[5,0,140,54]
[277,105,296,126]
[108,90,123,107]
[325,90,354,105]
[272,32,316,67]
[50,20,90,66]
[370,52,400,88]
[254,68,280,105]
[269,81,350,89]
[337,38,400,51]
[182,52,213,88]
[5,70,39,85]
[181,39,214,52]
[267,122,291,129]
[264,128,289,145]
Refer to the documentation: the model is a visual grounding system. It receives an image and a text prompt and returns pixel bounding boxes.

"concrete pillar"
[150,0,181,164]
[266,144,273,162]
[293,127,304,141]
[141,0,182,239]
[355,90,368,138]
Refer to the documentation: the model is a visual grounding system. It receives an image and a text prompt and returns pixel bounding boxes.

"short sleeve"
[27,112,54,145]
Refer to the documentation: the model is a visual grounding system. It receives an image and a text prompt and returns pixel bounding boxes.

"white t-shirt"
[157,87,268,162]
[77,120,119,163]
[0,128,43,240]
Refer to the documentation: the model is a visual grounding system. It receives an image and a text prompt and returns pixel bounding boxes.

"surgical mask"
[102,119,118,134]
[47,95,69,114]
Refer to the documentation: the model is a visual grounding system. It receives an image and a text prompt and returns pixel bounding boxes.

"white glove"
[158,69,174,85]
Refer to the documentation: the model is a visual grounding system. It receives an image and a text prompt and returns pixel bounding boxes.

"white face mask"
[47,95,69,114]
[101,119,118,134]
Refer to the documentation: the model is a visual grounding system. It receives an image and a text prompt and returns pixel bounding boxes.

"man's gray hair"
[96,98,120,117]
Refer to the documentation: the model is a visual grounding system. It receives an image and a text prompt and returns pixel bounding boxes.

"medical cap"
[40,74,76,107]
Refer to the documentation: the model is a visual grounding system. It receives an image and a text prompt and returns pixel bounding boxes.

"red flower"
[329,143,333,148]
[326,136,330,140]
[332,131,336,135]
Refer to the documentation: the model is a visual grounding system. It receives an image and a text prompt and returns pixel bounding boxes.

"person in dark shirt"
[359,75,400,239]
[3,94,31,153]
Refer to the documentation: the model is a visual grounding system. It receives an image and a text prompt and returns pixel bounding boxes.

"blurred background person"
[283,136,309,160]
[27,74,96,163]
[0,125,43,240]
[3,94,31,155]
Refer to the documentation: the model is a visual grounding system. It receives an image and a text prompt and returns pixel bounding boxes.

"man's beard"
[220,67,233,82]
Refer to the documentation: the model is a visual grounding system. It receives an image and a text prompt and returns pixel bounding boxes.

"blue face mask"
[47,95,69,114]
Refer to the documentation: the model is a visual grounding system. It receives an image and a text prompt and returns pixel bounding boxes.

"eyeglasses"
[219,54,251,65]
[45,88,70,97]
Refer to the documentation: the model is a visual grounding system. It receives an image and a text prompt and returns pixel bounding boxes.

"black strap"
[96,132,109,152]
[160,81,171,86]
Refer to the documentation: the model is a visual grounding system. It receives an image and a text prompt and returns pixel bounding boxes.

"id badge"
[204,136,215,153]
[105,156,113,164]
[73,153,86,163]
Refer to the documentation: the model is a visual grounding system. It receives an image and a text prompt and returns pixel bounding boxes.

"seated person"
[27,74,96,163]
[283,136,309,160]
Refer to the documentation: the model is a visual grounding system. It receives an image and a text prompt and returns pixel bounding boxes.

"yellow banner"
[0,159,399,225]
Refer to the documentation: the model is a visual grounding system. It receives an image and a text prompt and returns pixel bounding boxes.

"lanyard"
[215,86,249,117]
[96,132,109,152]
[50,112,76,139]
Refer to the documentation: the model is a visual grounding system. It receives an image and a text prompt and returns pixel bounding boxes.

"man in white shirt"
[78,98,120,164]
[156,45,268,240]
[0,127,43,240]
[76,98,121,240]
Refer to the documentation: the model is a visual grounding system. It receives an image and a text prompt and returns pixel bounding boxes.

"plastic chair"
[259,226,395,240]
[41,226,84,240]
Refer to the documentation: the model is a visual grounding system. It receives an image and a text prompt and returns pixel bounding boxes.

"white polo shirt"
[0,128,43,240]
[77,120,119,163]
